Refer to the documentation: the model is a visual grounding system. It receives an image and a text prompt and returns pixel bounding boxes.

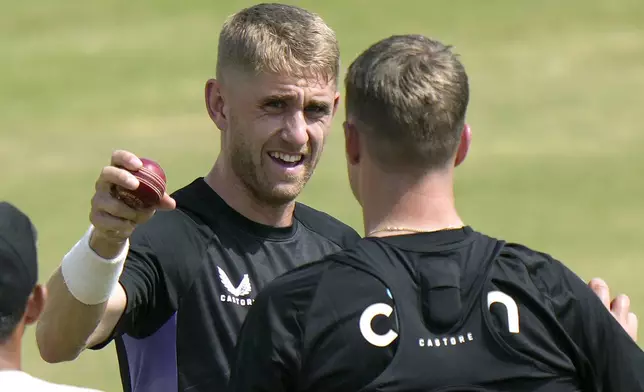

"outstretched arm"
[36,150,175,363]
[37,267,127,362]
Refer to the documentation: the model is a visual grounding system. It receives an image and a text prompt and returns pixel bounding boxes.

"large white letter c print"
[359,303,399,347]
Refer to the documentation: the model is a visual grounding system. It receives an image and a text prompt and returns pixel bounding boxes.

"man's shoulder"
[498,242,556,267]
[494,241,577,294]
[498,242,569,271]
[259,258,334,302]
[261,247,386,307]
[144,178,210,230]
[255,255,361,309]
[130,207,202,251]
[136,177,212,237]
[130,180,210,244]
[124,182,211,277]
[294,203,360,249]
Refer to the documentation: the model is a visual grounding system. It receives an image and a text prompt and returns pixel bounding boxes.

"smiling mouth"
[268,152,305,167]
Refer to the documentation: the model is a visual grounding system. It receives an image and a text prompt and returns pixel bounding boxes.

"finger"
[628,312,638,342]
[610,294,631,322]
[103,190,159,225]
[588,277,611,311]
[134,206,157,223]
[95,166,140,192]
[90,210,137,240]
[158,193,177,210]
[92,191,139,223]
[111,150,142,171]
[92,191,158,236]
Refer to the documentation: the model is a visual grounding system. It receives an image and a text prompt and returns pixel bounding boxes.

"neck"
[362,168,464,237]
[0,335,22,371]
[205,157,295,228]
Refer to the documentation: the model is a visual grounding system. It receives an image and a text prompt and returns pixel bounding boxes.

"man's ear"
[205,79,228,132]
[24,285,47,326]
[344,120,361,165]
[332,92,341,117]
[455,124,472,167]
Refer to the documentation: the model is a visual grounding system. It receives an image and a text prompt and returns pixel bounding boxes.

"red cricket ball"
[113,158,167,209]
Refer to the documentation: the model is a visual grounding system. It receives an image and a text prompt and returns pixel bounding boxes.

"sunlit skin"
[0,286,46,371]
[205,72,340,226]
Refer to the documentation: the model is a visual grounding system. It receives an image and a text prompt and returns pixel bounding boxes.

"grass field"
[2,0,643,390]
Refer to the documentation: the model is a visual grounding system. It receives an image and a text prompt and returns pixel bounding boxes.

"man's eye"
[264,100,287,110]
[305,105,330,116]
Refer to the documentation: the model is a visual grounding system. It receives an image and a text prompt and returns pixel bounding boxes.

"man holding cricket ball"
[34,3,638,392]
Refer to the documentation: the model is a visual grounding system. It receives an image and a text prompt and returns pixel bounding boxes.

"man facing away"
[227,35,644,392]
[0,202,102,392]
[35,4,359,392]
[35,4,636,392]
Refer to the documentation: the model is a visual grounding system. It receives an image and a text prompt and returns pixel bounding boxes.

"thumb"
[588,277,611,311]
[158,193,176,210]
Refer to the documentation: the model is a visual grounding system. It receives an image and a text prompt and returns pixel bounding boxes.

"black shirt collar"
[172,178,298,240]
[372,226,475,252]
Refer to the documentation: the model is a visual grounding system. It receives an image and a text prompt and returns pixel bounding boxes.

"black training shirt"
[229,227,644,392]
[90,178,360,392]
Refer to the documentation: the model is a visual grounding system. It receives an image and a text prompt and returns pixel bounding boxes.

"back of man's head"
[216,3,340,85]
[0,202,39,344]
[345,35,469,171]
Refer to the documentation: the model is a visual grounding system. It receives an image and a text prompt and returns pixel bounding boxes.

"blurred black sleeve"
[544,258,644,391]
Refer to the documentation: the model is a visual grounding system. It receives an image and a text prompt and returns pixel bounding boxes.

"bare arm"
[36,267,126,362]
[35,150,176,363]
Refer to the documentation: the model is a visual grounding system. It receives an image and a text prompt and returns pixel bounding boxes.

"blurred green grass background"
[1,0,643,390]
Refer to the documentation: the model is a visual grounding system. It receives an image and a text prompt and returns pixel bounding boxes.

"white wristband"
[61,226,128,305]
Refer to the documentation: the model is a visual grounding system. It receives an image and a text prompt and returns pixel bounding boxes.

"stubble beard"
[230,134,322,208]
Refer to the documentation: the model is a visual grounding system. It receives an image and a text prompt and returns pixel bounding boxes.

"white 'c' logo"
[359,303,399,347]
[487,291,520,333]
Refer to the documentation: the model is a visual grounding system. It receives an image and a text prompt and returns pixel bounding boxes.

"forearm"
[36,227,128,362]
[35,150,173,363]
[36,268,109,362]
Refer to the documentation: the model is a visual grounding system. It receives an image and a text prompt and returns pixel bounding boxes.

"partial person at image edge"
[0,202,102,392]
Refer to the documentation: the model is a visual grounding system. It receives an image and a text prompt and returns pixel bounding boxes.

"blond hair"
[216,3,339,85]
[345,35,469,170]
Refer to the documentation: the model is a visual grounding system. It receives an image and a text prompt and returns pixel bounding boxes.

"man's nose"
[281,110,309,146]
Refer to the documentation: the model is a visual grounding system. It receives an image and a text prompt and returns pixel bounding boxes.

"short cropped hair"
[216,3,340,85]
[345,35,469,170]
[0,309,26,343]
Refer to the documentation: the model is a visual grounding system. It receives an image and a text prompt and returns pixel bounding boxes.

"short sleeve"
[542,258,644,390]
[90,210,197,348]
[116,230,178,338]
[227,280,302,392]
